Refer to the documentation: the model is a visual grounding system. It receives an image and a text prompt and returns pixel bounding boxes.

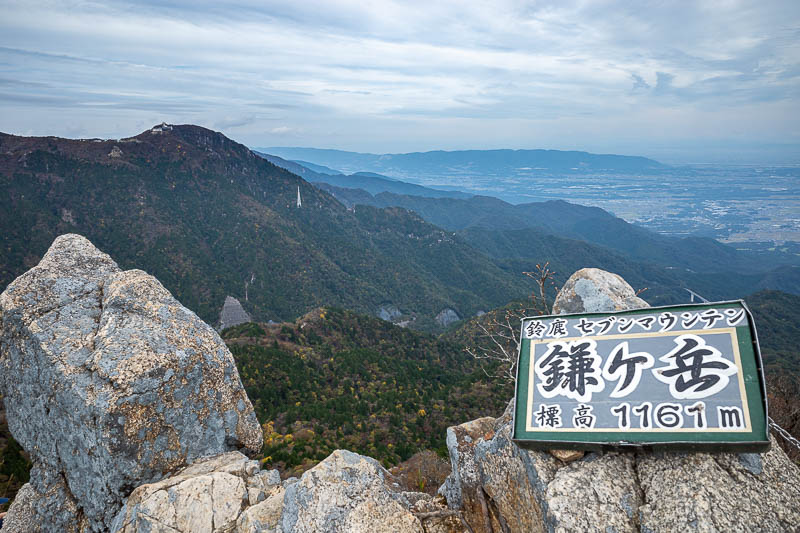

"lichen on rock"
[0,234,262,532]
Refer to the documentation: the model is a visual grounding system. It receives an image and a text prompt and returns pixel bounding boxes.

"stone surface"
[548,449,584,463]
[443,403,800,533]
[552,267,648,315]
[219,295,252,331]
[0,234,262,532]
[236,488,285,533]
[377,304,402,322]
[435,308,461,328]
[111,452,279,533]
[280,449,425,533]
[113,448,460,533]
[439,268,800,533]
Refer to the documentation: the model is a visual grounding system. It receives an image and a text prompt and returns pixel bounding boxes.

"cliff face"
[0,235,798,533]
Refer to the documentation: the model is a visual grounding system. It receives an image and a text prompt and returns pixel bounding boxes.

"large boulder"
[280,450,423,533]
[440,268,800,532]
[552,267,648,315]
[0,234,262,532]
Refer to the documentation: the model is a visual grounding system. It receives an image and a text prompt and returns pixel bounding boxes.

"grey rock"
[280,449,425,533]
[435,308,461,328]
[0,234,262,532]
[439,268,800,533]
[377,304,402,322]
[219,295,252,331]
[112,451,286,532]
[635,444,800,532]
[1,478,88,533]
[113,448,460,533]
[237,488,285,533]
[552,267,648,315]
[112,452,253,533]
[443,405,800,533]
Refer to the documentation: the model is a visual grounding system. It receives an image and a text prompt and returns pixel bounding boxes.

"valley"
[262,147,800,250]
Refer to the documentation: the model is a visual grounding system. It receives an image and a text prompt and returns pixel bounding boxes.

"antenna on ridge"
[685,288,709,303]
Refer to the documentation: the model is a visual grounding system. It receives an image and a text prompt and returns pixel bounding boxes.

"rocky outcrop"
[377,304,402,322]
[552,267,648,314]
[5,241,798,533]
[219,295,252,331]
[0,234,262,532]
[112,451,281,533]
[112,449,460,533]
[435,308,461,328]
[281,450,424,532]
[440,268,800,533]
[443,405,800,533]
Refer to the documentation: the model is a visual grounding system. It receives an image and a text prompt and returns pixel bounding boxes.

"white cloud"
[0,0,798,161]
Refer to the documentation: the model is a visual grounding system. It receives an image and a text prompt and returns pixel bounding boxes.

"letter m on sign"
[717,406,744,429]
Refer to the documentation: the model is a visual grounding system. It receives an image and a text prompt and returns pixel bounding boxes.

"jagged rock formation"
[0,235,262,532]
[435,308,461,328]
[440,268,800,532]
[112,451,281,532]
[3,238,798,533]
[113,449,459,533]
[377,304,402,322]
[219,295,252,331]
[280,450,443,533]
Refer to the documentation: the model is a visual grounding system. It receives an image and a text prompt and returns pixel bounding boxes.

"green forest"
[223,308,511,477]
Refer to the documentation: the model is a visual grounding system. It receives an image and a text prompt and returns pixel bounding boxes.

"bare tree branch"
[464,263,559,382]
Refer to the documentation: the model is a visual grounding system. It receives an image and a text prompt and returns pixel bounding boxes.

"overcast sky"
[1,0,799,163]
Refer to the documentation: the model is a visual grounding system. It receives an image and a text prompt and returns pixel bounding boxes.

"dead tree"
[465,263,558,382]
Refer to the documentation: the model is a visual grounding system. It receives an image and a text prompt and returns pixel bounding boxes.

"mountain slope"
[0,125,525,329]
[258,152,471,199]
[315,180,800,303]
[224,308,510,475]
[745,290,800,375]
[321,189,800,275]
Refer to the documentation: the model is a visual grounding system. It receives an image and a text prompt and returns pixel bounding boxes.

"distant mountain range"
[2,124,798,335]
[254,153,800,306]
[258,147,669,180]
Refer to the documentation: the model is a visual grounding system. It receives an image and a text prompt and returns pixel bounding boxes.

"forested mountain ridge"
[3,124,797,334]
[304,180,800,306]
[258,152,471,199]
[314,187,800,276]
[0,125,525,329]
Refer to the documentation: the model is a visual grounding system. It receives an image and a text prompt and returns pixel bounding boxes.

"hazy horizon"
[2,1,799,165]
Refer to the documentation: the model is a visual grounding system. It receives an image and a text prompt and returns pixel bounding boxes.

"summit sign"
[512,301,769,451]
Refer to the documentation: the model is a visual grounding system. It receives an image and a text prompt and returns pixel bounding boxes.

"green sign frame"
[512,301,769,452]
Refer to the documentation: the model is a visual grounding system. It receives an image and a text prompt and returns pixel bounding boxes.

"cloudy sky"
[1,0,799,163]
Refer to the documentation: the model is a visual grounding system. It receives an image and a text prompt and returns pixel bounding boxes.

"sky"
[1,0,799,164]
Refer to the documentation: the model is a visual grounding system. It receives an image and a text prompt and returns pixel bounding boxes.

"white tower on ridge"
[296,186,302,208]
